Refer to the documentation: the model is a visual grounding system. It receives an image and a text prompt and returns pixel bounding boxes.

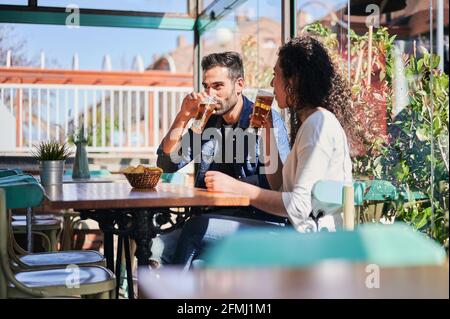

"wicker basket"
[123,170,162,189]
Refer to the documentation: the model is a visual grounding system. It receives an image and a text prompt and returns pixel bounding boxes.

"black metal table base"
[79,207,191,299]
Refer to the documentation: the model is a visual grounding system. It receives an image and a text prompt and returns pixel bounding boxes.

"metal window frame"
[0,0,299,91]
[282,0,297,43]
[0,4,196,30]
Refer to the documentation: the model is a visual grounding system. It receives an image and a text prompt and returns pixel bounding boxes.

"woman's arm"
[205,171,288,217]
[241,182,288,217]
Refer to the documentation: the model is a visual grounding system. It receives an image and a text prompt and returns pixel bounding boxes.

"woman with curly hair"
[173,36,355,266]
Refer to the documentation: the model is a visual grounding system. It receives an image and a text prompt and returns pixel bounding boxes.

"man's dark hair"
[201,51,244,81]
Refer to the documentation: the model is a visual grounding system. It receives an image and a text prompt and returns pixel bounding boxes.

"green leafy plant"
[303,22,449,251]
[31,140,72,161]
[377,51,449,251]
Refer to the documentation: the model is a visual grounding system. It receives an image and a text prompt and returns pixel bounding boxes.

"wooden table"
[34,174,126,184]
[43,181,249,210]
[25,175,124,253]
[42,181,250,298]
[138,262,449,299]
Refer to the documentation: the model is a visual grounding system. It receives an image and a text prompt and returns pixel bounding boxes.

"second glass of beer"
[249,89,274,132]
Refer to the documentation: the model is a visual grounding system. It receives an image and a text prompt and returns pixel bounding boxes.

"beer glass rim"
[256,89,274,96]
[201,95,218,104]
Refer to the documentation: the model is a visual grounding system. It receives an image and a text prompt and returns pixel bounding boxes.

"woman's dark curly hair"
[278,36,359,148]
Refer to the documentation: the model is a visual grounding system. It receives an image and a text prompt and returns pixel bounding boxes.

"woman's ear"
[285,78,296,96]
[235,77,244,95]
[288,78,295,91]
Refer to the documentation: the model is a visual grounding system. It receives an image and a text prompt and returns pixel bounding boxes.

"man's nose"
[208,88,218,97]
[270,78,274,87]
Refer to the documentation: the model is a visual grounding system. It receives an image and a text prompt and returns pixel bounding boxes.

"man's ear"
[235,77,244,95]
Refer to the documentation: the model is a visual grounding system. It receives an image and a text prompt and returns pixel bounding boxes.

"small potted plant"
[32,140,71,185]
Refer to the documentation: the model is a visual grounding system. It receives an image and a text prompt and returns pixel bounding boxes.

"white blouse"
[280,108,352,232]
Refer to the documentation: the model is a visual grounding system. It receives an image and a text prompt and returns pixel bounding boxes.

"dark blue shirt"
[157,95,290,190]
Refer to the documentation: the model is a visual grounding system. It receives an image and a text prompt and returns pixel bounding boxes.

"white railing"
[0,84,288,154]
[0,84,192,153]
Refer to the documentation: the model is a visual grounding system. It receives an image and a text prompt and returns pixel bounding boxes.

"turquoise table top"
[202,223,446,269]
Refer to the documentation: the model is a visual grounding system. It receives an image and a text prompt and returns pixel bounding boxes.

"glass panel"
[0,0,27,4]
[441,0,449,74]
[202,0,281,92]
[38,0,188,13]
[295,0,448,250]
[0,23,192,70]
[297,0,350,78]
[203,0,215,10]
[0,23,193,151]
[432,0,449,252]
[328,0,449,250]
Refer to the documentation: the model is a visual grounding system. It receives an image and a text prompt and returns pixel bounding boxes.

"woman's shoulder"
[295,109,343,146]
[301,108,340,132]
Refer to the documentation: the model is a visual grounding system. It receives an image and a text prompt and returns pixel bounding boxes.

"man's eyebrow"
[202,81,225,86]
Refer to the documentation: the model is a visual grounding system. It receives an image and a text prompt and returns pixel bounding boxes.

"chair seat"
[19,250,104,267]
[12,219,61,230]
[13,214,58,221]
[13,266,113,288]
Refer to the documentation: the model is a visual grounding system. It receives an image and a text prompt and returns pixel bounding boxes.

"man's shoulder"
[271,108,286,130]
[271,107,283,119]
[242,95,254,109]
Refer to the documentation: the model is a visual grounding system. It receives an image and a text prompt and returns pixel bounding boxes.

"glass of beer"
[191,96,218,134]
[249,89,274,133]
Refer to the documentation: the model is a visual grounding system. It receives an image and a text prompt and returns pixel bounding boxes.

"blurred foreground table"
[138,262,449,299]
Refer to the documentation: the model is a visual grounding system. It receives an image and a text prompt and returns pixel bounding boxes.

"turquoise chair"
[0,178,45,213]
[0,169,23,178]
[200,180,445,269]
[312,179,429,225]
[362,180,429,222]
[201,222,447,269]
[363,179,428,202]
[186,180,364,270]
[0,170,61,254]
[311,180,365,229]
[0,174,105,271]
[0,188,115,298]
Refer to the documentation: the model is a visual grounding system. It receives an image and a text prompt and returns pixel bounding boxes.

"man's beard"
[214,91,239,116]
